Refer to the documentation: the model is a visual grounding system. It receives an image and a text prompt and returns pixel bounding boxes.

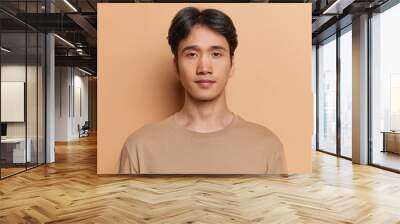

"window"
[317,35,337,154]
[339,27,352,158]
[370,2,400,171]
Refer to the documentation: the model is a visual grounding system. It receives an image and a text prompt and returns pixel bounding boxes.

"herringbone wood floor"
[1,134,400,224]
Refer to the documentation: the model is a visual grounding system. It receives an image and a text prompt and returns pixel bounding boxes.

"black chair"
[79,121,90,138]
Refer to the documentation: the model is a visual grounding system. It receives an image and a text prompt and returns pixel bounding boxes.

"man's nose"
[196,54,212,75]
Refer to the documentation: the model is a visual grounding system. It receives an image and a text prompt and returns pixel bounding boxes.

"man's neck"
[175,91,235,133]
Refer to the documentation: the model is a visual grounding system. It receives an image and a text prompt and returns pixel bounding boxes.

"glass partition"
[0,31,28,177]
[0,1,46,179]
[27,30,38,169]
[371,3,400,171]
[317,35,337,155]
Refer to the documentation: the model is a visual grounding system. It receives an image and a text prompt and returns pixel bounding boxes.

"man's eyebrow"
[209,45,227,51]
[181,45,228,53]
[181,45,199,53]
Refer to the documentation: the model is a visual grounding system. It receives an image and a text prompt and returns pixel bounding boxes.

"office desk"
[381,131,400,154]
[1,138,32,163]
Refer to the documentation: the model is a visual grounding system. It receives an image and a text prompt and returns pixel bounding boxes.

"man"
[119,6,287,174]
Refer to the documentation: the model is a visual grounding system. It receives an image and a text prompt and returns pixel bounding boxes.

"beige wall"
[97,3,313,174]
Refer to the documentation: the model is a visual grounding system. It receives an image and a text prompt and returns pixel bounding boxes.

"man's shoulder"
[237,116,283,149]
[124,116,172,147]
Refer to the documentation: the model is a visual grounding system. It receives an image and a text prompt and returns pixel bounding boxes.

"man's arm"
[266,141,288,175]
[119,143,139,174]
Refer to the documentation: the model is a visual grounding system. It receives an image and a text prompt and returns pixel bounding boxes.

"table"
[381,131,400,154]
[1,138,32,163]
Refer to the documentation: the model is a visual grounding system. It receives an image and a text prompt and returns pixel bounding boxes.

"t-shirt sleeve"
[119,142,139,174]
[266,142,288,174]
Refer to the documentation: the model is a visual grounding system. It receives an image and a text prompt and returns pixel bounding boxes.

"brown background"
[97,3,312,174]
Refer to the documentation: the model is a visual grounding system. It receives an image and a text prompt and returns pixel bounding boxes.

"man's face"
[175,24,234,101]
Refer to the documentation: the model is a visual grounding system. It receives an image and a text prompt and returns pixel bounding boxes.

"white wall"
[1,65,26,138]
[55,67,89,141]
[72,73,89,138]
[55,66,70,141]
[1,65,39,138]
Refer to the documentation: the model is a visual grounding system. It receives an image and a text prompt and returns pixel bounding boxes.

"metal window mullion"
[367,11,373,165]
[336,29,341,157]
[316,44,320,150]
[36,0,39,167]
[44,32,47,165]
[25,0,28,171]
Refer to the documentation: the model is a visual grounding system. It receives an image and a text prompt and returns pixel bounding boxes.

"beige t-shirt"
[119,113,288,174]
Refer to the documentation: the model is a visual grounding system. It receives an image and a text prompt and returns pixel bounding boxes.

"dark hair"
[167,7,238,59]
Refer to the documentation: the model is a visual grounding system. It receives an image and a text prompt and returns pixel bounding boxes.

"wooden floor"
[1,162,46,178]
[373,150,400,171]
[1,135,400,223]
[0,167,26,178]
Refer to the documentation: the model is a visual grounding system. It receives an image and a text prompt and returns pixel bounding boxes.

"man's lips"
[194,80,216,88]
[194,80,216,83]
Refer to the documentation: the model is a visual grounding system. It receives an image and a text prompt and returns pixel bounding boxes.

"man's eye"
[186,52,197,57]
[212,52,222,57]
